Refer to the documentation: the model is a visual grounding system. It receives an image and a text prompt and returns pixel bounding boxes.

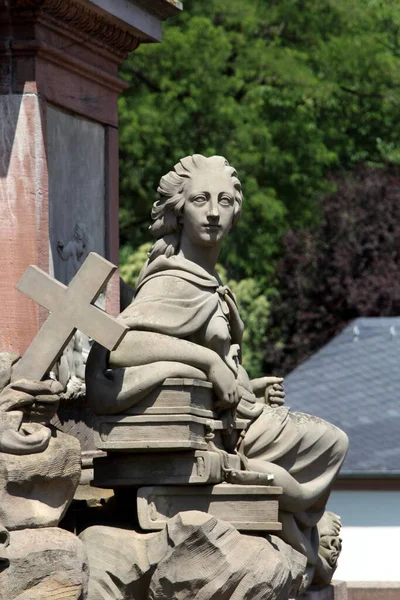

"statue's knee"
[335,428,349,459]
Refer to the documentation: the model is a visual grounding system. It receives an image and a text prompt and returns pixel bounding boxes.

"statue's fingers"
[270,390,285,398]
[46,380,64,395]
[252,376,283,393]
[11,380,46,393]
[29,402,59,421]
[272,383,284,391]
[0,388,34,411]
[270,397,285,406]
[265,376,283,385]
[11,379,62,396]
[34,394,61,404]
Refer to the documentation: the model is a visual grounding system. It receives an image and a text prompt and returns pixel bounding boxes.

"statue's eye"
[219,195,233,206]
[193,195,207,204]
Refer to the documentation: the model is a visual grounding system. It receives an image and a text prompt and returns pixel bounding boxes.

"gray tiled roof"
[284,317,400,475]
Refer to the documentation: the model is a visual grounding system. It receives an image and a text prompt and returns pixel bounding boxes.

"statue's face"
[181,170,236,247]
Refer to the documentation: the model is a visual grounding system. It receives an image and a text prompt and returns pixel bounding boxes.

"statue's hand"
[251,376,285,407]
[208,359,239,412]
[1,379,63,423]
[0,379,64,455]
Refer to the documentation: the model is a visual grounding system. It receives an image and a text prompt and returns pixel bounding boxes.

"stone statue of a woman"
[86,154,348,588]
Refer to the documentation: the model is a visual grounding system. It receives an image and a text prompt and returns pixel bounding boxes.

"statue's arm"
[109,330,219,372]
[87,358,207,415]
[108,330,239,411]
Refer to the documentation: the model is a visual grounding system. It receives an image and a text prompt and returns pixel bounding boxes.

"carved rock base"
[80,510,307,600]
[0,429,81,530]
[0,527,88,600]
[80,522,167,600]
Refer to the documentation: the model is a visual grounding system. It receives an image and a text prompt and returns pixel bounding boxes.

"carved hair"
[148,154,243,262]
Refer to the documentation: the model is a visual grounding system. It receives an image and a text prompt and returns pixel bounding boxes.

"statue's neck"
[177,237,221,276]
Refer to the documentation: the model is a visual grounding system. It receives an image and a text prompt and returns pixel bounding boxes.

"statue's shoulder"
[136,255,218,295]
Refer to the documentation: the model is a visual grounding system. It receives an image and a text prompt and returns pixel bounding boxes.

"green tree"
[118,0,400,374]
[264,166,400,375]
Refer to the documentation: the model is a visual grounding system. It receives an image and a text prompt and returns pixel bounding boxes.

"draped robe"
[92,255,348,580]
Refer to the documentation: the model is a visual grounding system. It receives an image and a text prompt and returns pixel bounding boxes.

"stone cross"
[13,252,128,381]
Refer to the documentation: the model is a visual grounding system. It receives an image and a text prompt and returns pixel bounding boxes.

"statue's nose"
[207,198,220,219]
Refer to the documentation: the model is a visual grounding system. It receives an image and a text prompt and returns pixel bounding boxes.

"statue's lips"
[203,224,221,231]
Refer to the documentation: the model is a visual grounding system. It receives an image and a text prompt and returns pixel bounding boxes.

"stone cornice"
[9,0,142,56]
[131,0,182,21]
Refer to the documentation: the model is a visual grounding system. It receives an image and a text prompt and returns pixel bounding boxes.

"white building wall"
[327,490,400,581]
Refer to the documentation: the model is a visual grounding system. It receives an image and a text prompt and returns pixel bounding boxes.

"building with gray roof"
[284,317,400,477]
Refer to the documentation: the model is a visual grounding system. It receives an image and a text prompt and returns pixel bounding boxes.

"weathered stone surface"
[295,581,348,600]
[0,360,83,530]
[0,94,48,357]
[95,413,221,452]
[47,104,106,288]
[313,512,343,587]
[94,412,247,452]
[93,450,240,488]
[80,523,167,600]
[0,353,19,391]
[0,522,9,567]
[0,527,88,600]
[149,511,306,600]
[347,582,400,600]
[0,429,81,530]
[80,511,306,600]
[122,378,215,417]
[137,483,282,531]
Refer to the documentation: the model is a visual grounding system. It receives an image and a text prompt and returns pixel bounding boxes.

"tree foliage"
[119,0,400,279]
[118,0,400,375]
[264,166,400,375]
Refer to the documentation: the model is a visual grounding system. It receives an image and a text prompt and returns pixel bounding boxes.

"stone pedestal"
[0,0,181,480]
[294,581,348,600]
[93,378,248,452]
[93,450,242,487]
[92,379,282,533]
[137,483,283,532]
[94,412,248,451]
[347,582,400,600]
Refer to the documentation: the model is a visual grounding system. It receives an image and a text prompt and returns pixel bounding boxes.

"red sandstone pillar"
[0,0,181,355]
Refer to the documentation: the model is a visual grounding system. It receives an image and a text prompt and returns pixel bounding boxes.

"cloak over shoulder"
[118,256,244,345]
